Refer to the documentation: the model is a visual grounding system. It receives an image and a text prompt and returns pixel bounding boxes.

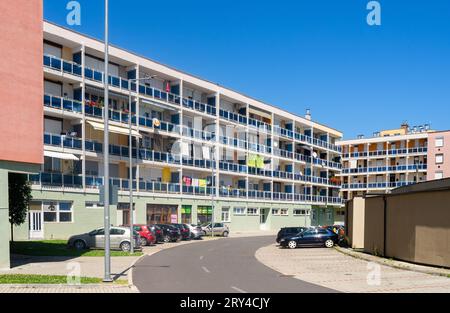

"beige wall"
[356,190,450,268]
[346,197,366,249]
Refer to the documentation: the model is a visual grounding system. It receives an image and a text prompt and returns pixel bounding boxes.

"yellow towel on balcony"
[162,167,171,183]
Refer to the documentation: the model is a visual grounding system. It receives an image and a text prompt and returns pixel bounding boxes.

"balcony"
[341,164,427,174]
[44,94,82,114]
[138,84,181,106]
[342,181,418,190]
[44,133,102,153]
[44,54,82,77]
[219,109,247,125]
[182,126,215,141]
[219,161,247,174]
[182,98,216,116]
[343,147,428,159]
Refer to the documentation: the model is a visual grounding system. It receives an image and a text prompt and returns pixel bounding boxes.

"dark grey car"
[67,227,141,252]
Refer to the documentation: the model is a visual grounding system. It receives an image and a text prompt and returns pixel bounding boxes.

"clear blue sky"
[44,0,450,139]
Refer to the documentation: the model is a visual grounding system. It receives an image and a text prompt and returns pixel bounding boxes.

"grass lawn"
[11,240,143,257]
[0,274,102,284]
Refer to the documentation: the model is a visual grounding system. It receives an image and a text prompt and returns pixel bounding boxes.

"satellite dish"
[153,118,161,128]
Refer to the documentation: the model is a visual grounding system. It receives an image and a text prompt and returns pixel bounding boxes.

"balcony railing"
[182,98,216,116]
[342,164,427,174]
[343,147,428,158]
[44,54,82,77]
[182,126,215,141]
[219,109,247,125]
[342,181,417,189]
[44,94,82,114]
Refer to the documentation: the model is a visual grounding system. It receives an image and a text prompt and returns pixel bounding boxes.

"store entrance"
[147,204,178,224]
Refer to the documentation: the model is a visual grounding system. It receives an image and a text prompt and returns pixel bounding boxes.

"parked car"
[172,223,191,240]
[201,223,229,237]
[156,224,181,242]
[276,227,309,243]
[67,227,141,252]
[187,224,204,239]
[148,224,165,243]
[279,228,338,249]
[133,225,156,246]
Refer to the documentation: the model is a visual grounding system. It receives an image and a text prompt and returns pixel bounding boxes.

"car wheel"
[325,239,334,248]
[288,240,297,249]
[164,235,171,243]
[139,237,148,246]
[222,231,229,237]
[73,240,86,250]
[120,241,131,252]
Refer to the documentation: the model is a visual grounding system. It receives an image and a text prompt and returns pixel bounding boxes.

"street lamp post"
[210,144,215,238]
[103,0,112,283]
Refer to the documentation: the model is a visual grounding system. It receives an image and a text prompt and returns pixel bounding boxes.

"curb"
[335,246,450,278]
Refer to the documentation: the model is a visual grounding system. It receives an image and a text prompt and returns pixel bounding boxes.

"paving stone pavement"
[0,284,137,293]
[255,244,450,293]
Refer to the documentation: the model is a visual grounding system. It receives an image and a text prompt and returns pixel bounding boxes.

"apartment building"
[13,21,344,240]
[338,123,450,201]
[0,0,43,269]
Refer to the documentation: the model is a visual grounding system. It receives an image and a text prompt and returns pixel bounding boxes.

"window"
[293,209,308,215]
[247,208,259,215]
[271,208,280,215]
[436,154,444,164]
[110,228,125,235]
[221,207,230,222]
[436,138,444,148]
[59,202,73,222]
[326,210,333,220]
[280,209,289,216]
[312,210,317,221]
[86,201,103,209]
[435,172,444,180]
[43,201,72,222]
[233,207,245,215]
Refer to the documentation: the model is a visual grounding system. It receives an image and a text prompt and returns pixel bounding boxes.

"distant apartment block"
[338,123,450,200]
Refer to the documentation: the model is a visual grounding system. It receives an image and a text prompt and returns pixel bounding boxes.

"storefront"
[197,206,212,225]
[147,204,178,224]
[181,205,192,224]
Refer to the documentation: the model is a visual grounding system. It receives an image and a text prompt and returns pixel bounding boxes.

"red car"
[133,225,156,246]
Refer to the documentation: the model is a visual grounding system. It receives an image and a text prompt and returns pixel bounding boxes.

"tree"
[8,173,32,242]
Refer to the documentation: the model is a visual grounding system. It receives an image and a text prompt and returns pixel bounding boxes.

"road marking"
[231,286,247,293]
[199,255,204,260]
[201,266,210,273]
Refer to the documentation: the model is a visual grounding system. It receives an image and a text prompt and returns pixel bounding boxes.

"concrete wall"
[0,0,43,165]
[0,169,9,269]
[358,189,450,268]
[363,196,385,256]
[346,197,365,249]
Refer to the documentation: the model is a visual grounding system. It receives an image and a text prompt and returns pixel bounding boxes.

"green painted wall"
[0,169,9,269]
[12,188,342,240]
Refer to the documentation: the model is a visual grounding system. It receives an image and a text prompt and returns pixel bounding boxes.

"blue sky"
[44,0,450,139]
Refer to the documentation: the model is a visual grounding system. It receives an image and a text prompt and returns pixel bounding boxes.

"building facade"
[14,22,344,241]
[0,0,43,269]
[338,124,450,201]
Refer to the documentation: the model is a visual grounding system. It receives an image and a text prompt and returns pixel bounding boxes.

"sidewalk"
[0,238,221,293]
[255,243,450,293]
[229,230,277,238]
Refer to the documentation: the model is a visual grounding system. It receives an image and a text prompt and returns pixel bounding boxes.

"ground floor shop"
[11,189,340,241]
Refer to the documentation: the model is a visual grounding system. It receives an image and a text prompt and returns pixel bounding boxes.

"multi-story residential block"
[14,21,344,240]
[0,0,43,269]
[338,123,450,201]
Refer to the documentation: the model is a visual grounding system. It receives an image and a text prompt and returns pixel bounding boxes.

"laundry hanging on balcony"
[247,154,265,169]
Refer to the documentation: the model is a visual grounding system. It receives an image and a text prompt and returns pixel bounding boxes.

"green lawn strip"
[10,240,143,257]
[0,274,102,284]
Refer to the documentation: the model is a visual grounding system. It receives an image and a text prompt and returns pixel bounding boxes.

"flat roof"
[44,20,342,137]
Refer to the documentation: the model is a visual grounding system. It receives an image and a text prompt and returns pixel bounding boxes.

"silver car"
[67,227,141,252]
[201,223,230,237]
[187,224,204,239]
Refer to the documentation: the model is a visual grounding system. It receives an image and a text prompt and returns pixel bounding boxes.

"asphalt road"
[133,236,337,293]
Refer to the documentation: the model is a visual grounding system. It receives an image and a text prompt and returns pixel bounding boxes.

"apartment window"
[271,208,280,215]
[86,202,103,209]
[326,210,333,220]
[435,138,444,148]
[280,209,289,216]
[436,154,444,164]
[43,201,73,223]
[221,207,230,222]
[233,207,246,215]
[435,172,444,180]
[247,208,259,216]
[293,209,310,216]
